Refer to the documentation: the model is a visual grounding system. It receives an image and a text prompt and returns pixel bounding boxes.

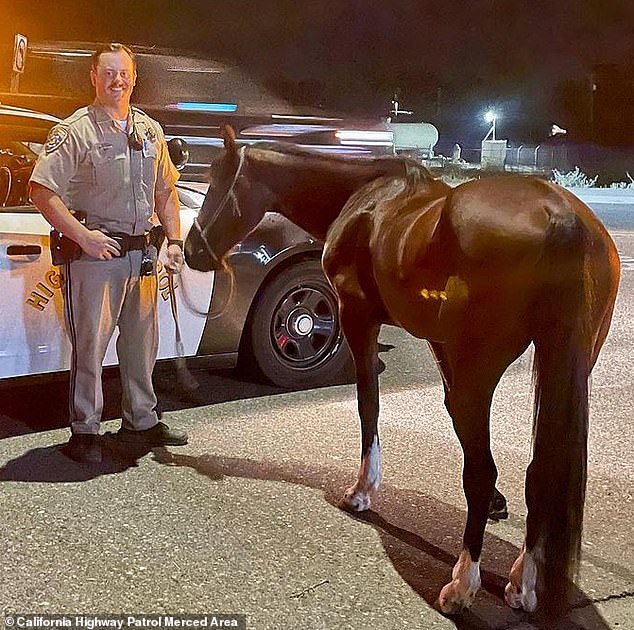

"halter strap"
[213,144,247,220]
[192,145,247,264]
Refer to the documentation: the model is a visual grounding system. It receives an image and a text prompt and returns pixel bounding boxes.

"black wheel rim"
[270,283,341,369]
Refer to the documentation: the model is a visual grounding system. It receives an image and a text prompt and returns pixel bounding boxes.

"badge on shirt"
[44,125,69,154]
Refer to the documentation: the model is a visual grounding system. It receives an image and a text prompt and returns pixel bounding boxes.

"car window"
[0,135,39,211]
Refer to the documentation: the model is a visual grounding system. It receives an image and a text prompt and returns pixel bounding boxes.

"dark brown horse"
[185,128,620,617]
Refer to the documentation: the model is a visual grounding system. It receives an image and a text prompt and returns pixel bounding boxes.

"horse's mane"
[207,141,436,192]
[246,141,434,182]
[402,156,433,186]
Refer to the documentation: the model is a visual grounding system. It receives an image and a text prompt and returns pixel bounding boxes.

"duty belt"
[107,232,148,254]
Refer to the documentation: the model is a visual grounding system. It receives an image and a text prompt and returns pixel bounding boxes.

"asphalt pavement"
[0,232,633,630]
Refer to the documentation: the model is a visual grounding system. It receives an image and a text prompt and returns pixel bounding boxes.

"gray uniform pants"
[63,250,159,434]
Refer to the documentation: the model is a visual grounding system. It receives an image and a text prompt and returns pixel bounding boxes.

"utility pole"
[390,91,413,118]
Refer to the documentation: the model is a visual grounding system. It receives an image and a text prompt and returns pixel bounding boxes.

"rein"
[166,272,199,392]
[176,261,237,322]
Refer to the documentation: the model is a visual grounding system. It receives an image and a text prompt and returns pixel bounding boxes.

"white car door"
[0,141,214,381]
[0,206,68,378]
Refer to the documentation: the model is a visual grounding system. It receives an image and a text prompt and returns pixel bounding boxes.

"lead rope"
[167,272,199,393]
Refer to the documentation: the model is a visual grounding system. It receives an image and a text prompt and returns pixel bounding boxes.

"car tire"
[240,259,354,388]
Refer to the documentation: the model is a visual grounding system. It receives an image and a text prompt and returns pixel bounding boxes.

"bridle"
[191,145,246,266]
[182,145,246,321]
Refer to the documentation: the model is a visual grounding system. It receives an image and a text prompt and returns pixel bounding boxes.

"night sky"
[3,0,634,147]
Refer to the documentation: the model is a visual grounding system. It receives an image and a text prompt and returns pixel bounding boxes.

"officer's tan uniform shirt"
[28,102,179,433]
[30,101,179,236]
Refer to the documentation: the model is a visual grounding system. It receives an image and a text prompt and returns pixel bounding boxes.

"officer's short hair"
[92,43,136,69]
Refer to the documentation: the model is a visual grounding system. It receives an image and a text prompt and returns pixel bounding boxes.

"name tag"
[91,143,116,165]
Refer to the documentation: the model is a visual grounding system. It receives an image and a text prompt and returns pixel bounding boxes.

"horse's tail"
[528,210,593,613]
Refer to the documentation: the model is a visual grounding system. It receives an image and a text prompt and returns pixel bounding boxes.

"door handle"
[7,244,42,256]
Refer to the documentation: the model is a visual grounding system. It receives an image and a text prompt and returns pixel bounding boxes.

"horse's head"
[184,126,270,272]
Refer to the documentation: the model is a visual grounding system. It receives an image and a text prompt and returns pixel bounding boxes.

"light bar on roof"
[167,68,223,73]
[241,124,336,137]
[335,130,394,145]
[272,114,343,122]
[166,102,238,113]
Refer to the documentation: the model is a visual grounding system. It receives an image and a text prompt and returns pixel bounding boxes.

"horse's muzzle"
[184,230,221,272]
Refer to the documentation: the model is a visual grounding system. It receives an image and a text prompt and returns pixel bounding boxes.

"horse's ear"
[223,125,237,154]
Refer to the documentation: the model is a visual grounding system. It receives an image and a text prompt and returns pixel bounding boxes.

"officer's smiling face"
[91,50,136,111]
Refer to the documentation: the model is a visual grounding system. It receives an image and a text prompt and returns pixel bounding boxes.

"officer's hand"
[81,230,121,260]
[165,243,184,274]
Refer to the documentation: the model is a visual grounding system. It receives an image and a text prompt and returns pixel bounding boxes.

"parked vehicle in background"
[0,40,395,180]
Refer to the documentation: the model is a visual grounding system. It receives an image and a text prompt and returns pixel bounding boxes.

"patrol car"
[0,103,354,389]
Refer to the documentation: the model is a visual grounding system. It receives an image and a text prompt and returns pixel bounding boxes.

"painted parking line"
[618,253,634,271]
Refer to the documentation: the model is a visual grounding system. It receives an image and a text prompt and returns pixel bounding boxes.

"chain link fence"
[429,143,634,185]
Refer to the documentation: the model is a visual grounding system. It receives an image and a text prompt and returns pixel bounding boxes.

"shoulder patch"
[44,125,70,154]
[144,125,157,143]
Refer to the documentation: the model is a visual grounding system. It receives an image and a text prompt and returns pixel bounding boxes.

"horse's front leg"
[339,302,382,512]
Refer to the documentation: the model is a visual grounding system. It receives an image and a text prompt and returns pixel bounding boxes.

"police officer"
[30,43,188,464]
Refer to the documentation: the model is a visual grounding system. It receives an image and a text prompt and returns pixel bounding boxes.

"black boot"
[66,434,102,464]
[116,421,188,446]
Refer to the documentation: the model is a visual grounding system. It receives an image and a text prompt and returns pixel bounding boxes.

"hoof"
[488,505,509,521]
[437,552,481,615]
[489,488,509,521]
[339,486,371,512]
[437,581,477,615]
[504,581,537,612]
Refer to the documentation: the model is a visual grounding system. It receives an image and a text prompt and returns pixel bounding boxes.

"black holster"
[140,225,166,276]
[49,211,86,266]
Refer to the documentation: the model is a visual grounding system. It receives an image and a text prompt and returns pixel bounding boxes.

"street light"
[484,110,497,141]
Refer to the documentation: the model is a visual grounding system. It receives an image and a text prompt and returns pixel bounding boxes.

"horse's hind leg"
[429,341,508,522]
[437,384,496,614]
[437,339,528,614]
[505,544,539,612]
[338,298,382,512]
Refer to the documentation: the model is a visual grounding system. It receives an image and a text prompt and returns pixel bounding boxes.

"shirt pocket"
[89,144,126,189]
[141,139,158,187]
